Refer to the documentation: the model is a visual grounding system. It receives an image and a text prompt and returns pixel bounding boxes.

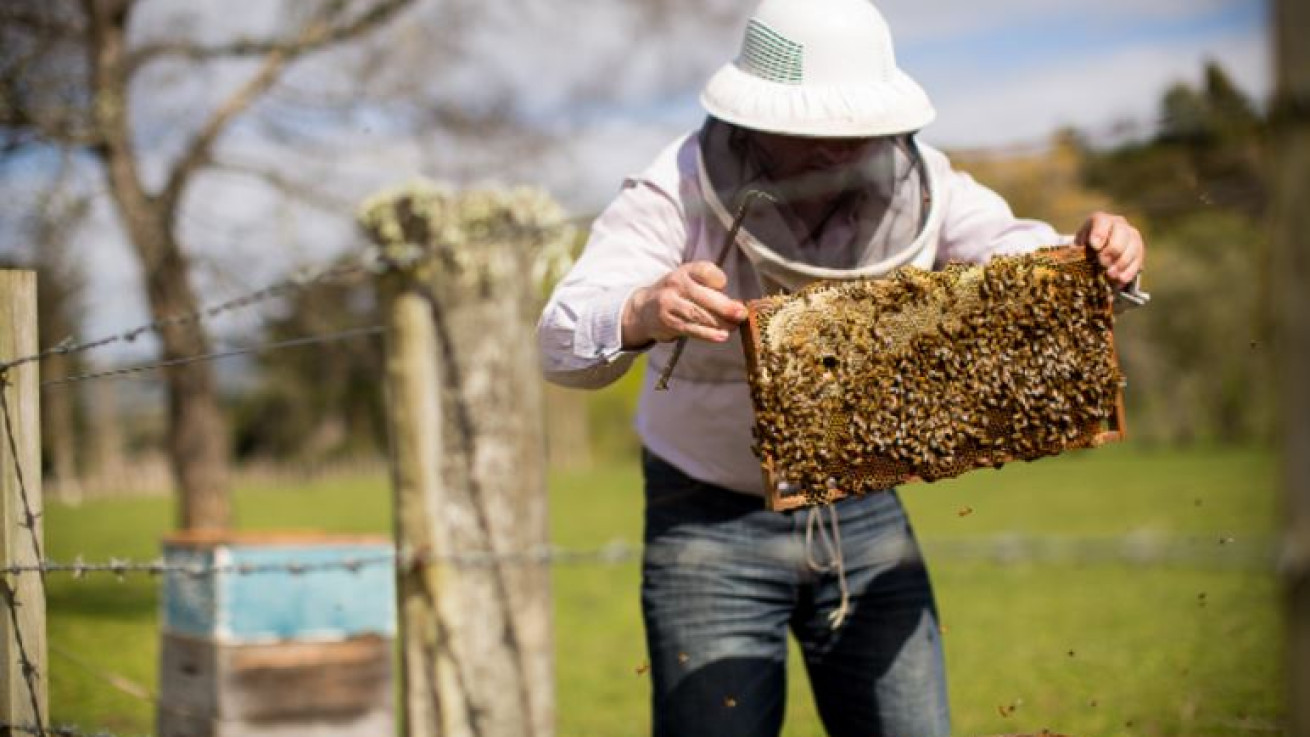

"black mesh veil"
[696,117,935,291]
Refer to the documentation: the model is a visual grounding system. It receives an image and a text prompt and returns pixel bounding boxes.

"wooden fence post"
[367,184,561,737]
[1275,1,1310,734]
[0,270,47,735]
[381,281,448,735]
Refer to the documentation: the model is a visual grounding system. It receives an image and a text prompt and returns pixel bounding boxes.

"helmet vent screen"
[739,19,805,85]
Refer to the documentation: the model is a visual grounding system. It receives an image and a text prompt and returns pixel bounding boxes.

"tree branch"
[157,52,288,216]
[83,0,157,239]
[0,103,102,149]
[156,0,415,216]
[126,0,415,74]
[0,3,99,147]
[0,42,103,149]
[0,6,85,37]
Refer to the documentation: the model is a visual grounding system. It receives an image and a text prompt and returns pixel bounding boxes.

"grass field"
[40,444,1281,736]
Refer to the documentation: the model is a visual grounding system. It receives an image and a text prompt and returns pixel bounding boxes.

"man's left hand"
[1075,212,1145,289]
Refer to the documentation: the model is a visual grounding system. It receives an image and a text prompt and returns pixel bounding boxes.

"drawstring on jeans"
[804,504,850,629]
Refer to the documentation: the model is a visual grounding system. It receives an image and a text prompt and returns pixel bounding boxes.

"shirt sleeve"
[931,152,1066,267]
[536,177,690,389]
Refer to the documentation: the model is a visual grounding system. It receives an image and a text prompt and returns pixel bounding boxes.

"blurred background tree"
[1083,61,1272,446]
[955,60,1272,447]
[1084,63,1266,225]
[0,0,417,528]
[231,258,384,463]
[0,157,93,502]
[31,167,92,502]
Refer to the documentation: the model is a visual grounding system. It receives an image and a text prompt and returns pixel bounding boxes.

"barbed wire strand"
[0,376,44,566]
[0,535,1277,581]
[0,582,47,735]
[0,541,639,579]
[0,260,370,376]
[39,325,386,388]
[0,721,149,737]
[0,372,50,733]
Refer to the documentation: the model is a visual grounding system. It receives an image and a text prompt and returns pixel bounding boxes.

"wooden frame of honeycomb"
[741,245,1127,512]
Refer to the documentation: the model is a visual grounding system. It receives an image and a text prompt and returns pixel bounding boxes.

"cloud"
[917,22,1269,150]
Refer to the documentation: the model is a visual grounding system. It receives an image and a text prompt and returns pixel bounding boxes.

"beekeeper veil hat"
[700,0,935,138]
[695,0,941,294]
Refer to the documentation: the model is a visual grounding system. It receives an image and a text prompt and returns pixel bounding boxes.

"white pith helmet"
[700,0,935,138]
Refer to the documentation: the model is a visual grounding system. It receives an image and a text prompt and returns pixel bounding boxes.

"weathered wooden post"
[362,181,573,737]
[1275,1,1310,734]
[0,269,47,735]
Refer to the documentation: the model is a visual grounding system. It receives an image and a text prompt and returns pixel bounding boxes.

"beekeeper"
[537,0,1146,734]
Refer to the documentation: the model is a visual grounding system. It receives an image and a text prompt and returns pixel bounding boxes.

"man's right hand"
[621,261,748,349]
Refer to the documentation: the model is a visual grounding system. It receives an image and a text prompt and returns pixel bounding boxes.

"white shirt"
[537,132,1066,496]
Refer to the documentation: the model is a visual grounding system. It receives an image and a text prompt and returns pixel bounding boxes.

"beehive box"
[742,245,1126,511]
[160,532,395,642]
[157,532,396,737]
[156,635,394,737]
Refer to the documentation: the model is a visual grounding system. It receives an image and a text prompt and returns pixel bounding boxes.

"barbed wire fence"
[0,215,648,736]
[0,248,393,735]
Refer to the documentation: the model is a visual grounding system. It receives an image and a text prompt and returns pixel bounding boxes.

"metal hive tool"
[741,245,1127,512]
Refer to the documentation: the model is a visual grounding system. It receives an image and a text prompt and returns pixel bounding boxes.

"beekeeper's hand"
[1076,212,1146,289]
[622,261,748,348]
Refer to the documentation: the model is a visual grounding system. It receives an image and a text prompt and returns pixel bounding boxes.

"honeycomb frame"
[741,245,1127,512]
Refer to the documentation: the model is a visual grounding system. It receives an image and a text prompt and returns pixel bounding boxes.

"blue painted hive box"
[161,531,396,643]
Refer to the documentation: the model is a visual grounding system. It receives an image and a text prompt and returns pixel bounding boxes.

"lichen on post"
[359,179,575,292]
[362,179,573,737]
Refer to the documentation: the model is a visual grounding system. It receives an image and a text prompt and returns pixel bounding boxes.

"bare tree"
[1274,0,1310,731]
[1,0,416,529]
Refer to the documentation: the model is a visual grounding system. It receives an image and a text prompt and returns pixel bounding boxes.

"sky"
[561,0,1270,169]
[883,0,1268,149]
[0,0,1272,358]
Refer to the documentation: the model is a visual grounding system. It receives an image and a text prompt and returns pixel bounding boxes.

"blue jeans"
[641,450,950,737]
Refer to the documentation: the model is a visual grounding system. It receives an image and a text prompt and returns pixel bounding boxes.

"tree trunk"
[133,221,231,529]
[1275,0,1310,733]
[86,1,231,529]
[97,178,232,528]
[41,352,82,505]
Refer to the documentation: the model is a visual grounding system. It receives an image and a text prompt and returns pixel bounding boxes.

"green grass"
[40,445,1281,736]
